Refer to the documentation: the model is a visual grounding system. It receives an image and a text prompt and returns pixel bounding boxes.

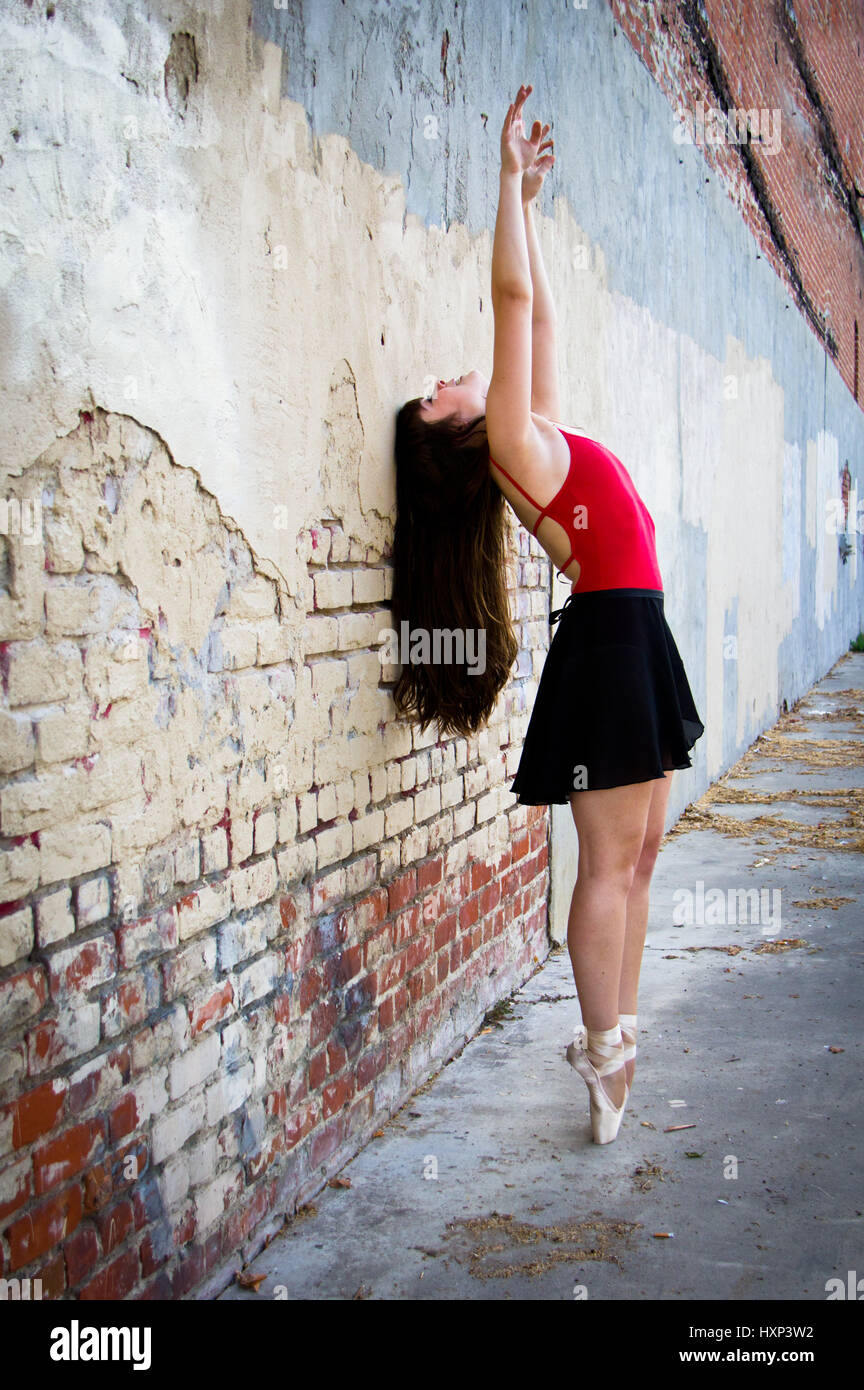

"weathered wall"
[0,0,862,1301]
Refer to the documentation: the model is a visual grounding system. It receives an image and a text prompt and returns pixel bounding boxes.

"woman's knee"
[632,833,663,885]
[577,839,645,892]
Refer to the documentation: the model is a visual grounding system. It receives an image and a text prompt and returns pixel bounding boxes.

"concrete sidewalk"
[217,653,864,1302]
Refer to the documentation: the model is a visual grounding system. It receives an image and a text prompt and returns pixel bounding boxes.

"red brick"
[512,832,530,861]
[479,880,502,916]
[35,1250,66,1300]
[0,965,47,1028]
[299,965,321,1012]
[444,867,472,909]
[26,1015,91,1076]
[392,903,421,946]
[344,1091,374,1138]
[322,1073,354,1120]
[189,979,234,1037]
[48,934,116,1002]
[136,1270,174,1300]
[101,974,158,1035]
[378,946,408,994]
[417,855,443,891]
[0,1160,32,1223]
[278,894,299,931]
[96,1198,135,1256]
[274,991,291,1028]
[172,1244,206,1298]
[434,913,457,950]
[307,1049,327,1091]
[420,888,443,924]
[78,1247,139,1301]
[405,936,431,972]
[11,1078,67,1148]
[470,859,493,891]
[306,1114,345,1170]
[502,865,521,897]
[355,1045,386,1089]
[109,1091,139,1143]
[388,869,416,914]
[310,998,337,1048]
[172,1205,195,1248]
[204,1227,223,1274]
[459,896,480,930]
[81,1161,113,1214]
[356,887,388,929]
[266,1087,287,1120]
[33,1119,106,1197]
[222,1182,270,1254]
[333,943,364,985]
[63,1223,101,1286]
[7,1185,83,1272]
[68,1046,130,1114]
[285,1100,318,1152]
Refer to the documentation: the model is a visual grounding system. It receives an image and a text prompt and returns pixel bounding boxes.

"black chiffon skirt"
[510,587,705,805]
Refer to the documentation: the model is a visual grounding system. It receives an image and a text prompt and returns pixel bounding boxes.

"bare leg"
[567,779,656,1110]
[619,770,675,1086]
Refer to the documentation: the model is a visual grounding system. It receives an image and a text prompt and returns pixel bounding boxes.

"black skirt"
[510,587,705,804]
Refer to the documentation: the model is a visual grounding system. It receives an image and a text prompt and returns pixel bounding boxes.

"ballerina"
[392,83,704,1143]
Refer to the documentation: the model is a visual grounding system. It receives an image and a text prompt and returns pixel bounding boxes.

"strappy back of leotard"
[488,424,665,597]
[488,427,579,570]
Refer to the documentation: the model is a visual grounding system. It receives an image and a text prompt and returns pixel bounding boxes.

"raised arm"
[521,128,561,421]
[485,85,542,468]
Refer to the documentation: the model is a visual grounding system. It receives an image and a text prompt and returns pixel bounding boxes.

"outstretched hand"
[500,84,551,179]
[522,122,555,203]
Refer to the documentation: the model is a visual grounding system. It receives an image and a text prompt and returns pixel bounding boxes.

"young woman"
[392,84,704,1144]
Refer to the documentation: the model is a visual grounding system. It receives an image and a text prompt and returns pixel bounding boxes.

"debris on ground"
[442,1210,641,1279]
[632,1160,669,1192]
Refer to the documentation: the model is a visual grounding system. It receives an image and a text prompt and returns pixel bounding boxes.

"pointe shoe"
[619,1013,637,1089]
[565,1023,636,1145]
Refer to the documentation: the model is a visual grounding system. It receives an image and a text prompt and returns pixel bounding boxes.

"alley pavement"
[217,652,864,1302]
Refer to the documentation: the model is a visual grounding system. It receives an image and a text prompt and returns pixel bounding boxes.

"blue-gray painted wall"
[255,0,864,742]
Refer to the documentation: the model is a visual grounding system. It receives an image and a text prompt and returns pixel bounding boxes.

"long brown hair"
[390,397,519,737]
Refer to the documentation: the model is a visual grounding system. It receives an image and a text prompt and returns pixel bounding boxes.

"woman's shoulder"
[534,414,588,437]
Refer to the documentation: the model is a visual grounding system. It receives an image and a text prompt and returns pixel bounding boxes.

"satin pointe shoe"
[565,1022,636,1145]
[619,1013,637,1089]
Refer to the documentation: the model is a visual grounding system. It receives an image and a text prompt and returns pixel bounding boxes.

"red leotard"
[489,425,663,595]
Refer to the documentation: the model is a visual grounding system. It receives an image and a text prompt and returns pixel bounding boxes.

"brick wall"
[611,0,864,407]
[0,409,550,1299]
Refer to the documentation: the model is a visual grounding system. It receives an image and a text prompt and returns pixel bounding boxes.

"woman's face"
[420,369,488,424]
